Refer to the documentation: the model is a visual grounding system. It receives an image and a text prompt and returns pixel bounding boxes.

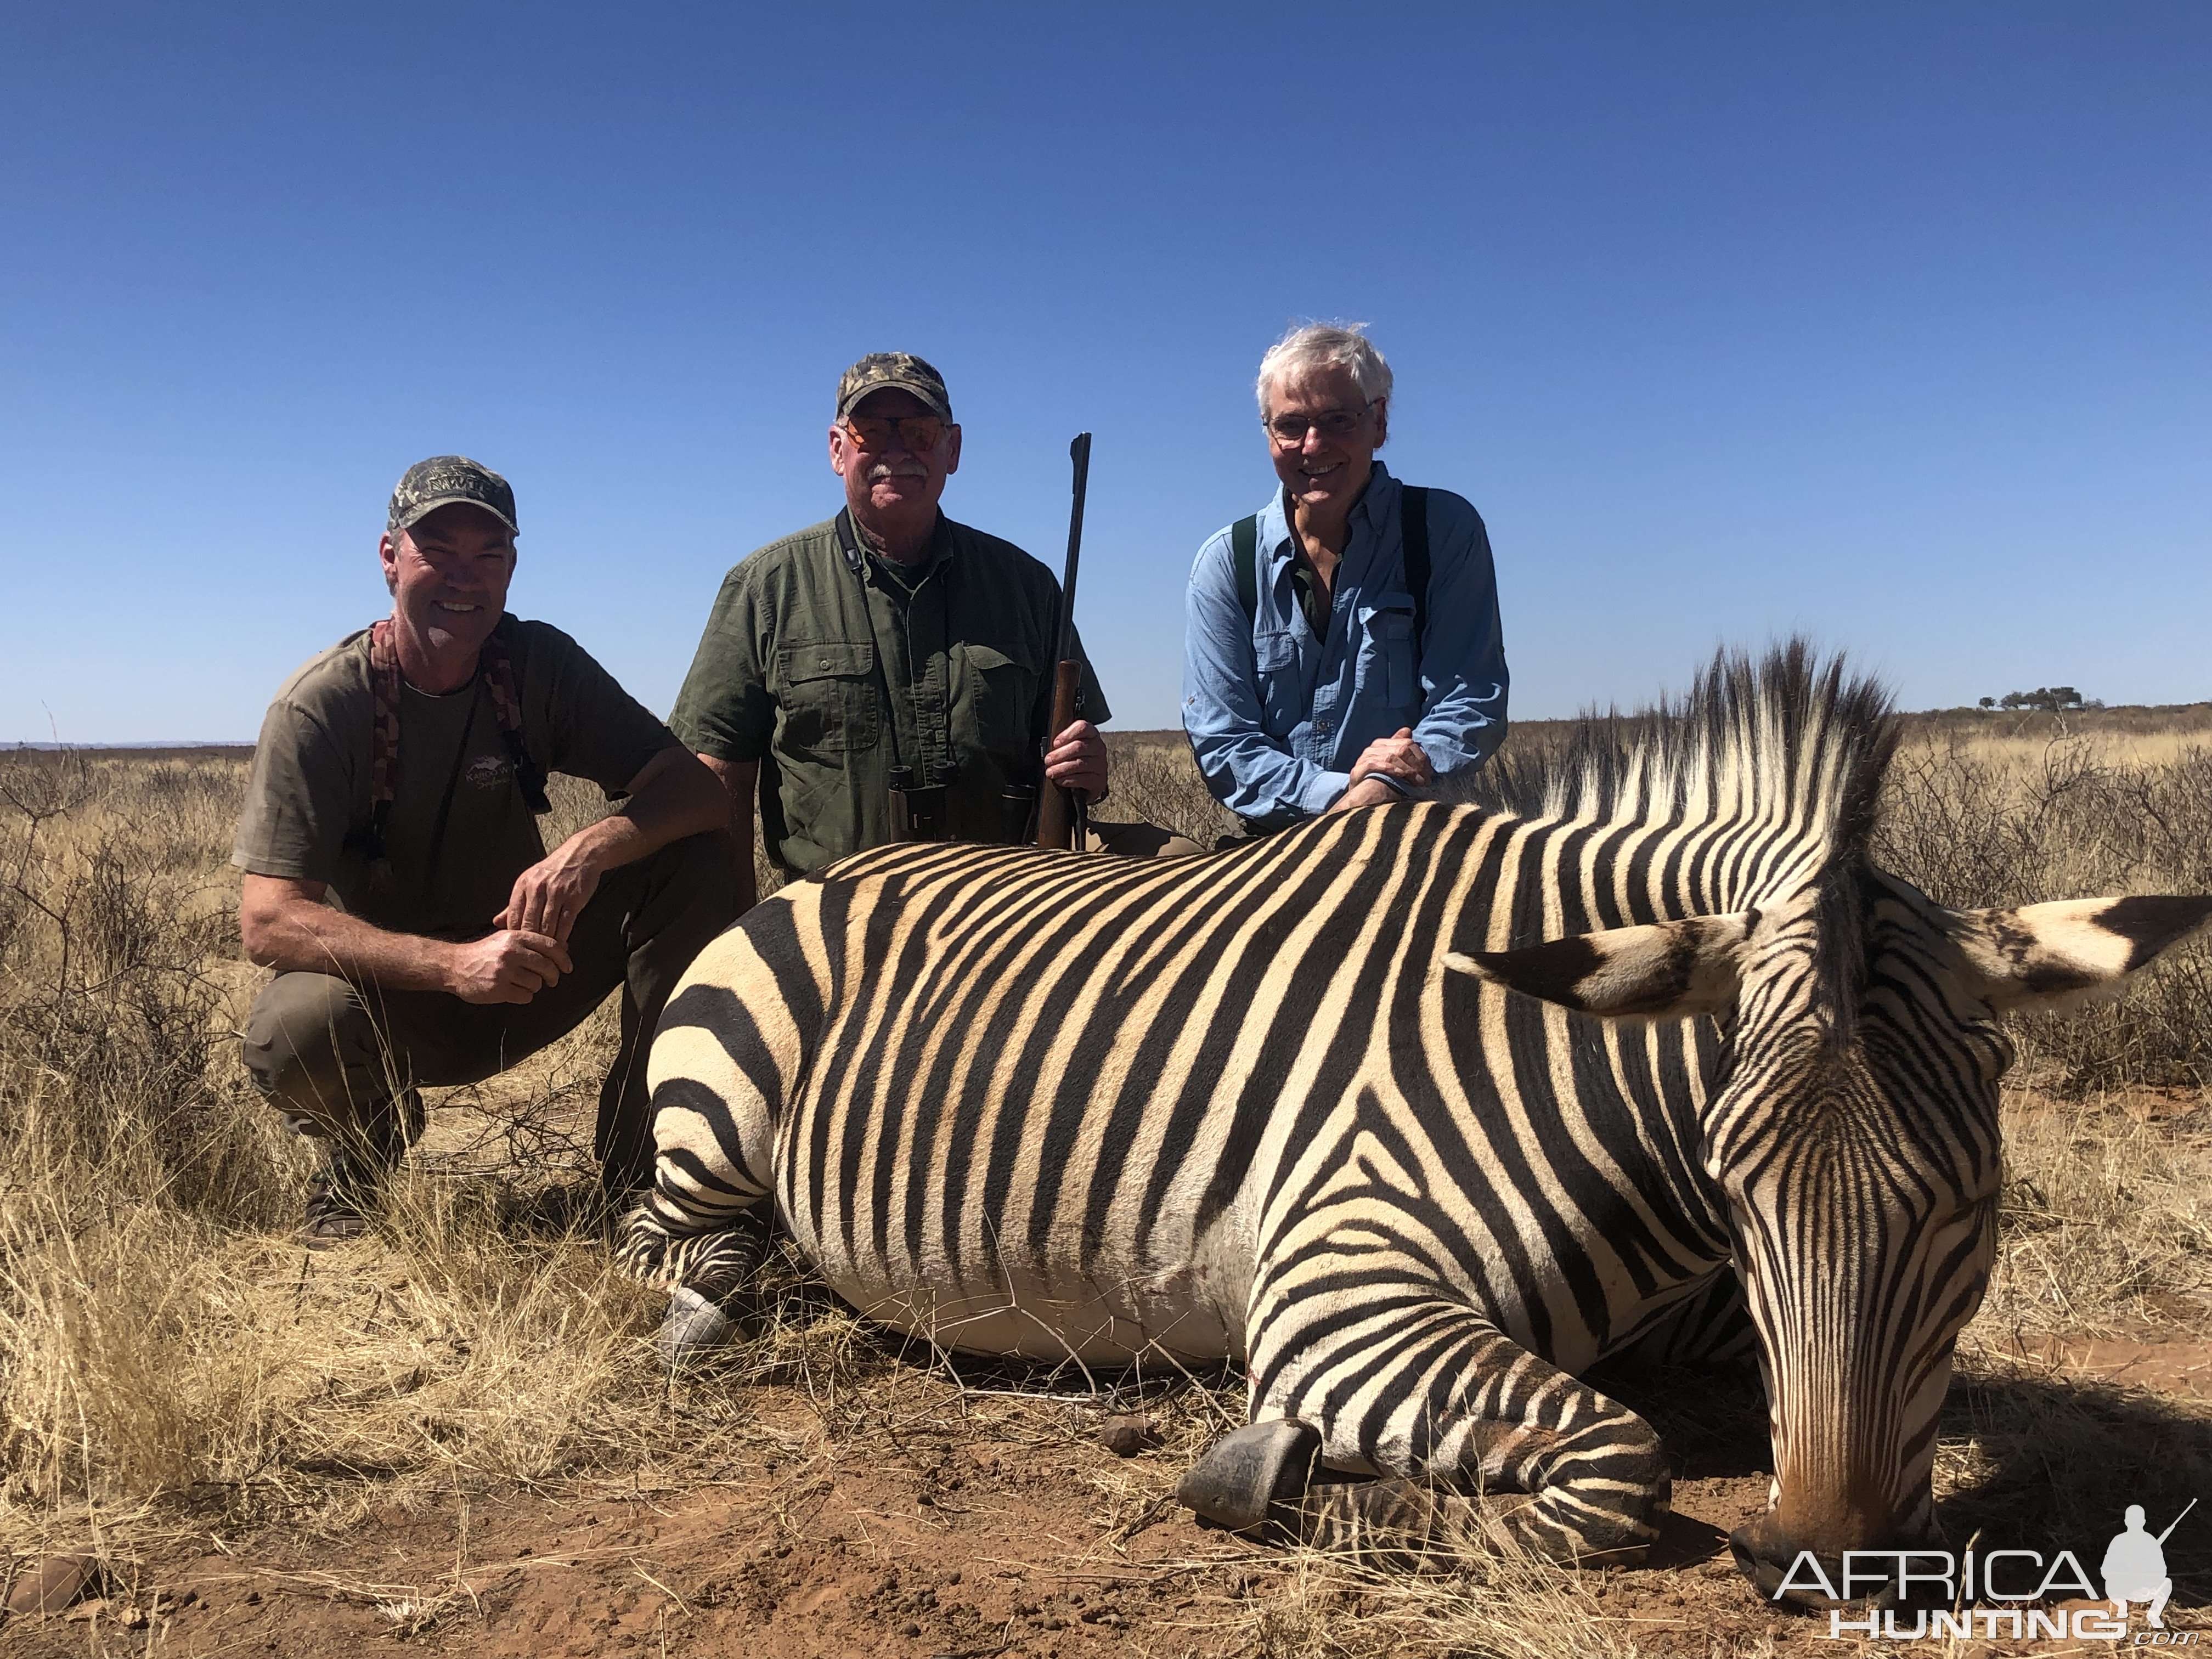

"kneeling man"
[235,456,735,1244]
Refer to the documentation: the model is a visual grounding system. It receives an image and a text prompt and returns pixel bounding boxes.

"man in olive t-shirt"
[672,352,1197,912]
[234,456,735,1243]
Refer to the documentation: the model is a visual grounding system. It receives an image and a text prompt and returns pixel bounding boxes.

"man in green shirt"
[673,353,1195,909]
[234,456,735,1244]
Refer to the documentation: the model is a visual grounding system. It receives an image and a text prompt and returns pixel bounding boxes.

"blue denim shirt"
[1182,461,1508,828]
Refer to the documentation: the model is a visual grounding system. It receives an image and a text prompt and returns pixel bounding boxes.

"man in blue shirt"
[1183,324,1508,830]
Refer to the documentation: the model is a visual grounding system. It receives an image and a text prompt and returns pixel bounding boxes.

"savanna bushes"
[1875,733,2212,1090]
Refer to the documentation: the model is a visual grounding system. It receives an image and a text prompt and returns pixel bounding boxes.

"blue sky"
[2,3,2205,741]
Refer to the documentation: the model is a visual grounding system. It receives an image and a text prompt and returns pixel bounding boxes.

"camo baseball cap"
[386,455,519,536]
[835,353,952,421]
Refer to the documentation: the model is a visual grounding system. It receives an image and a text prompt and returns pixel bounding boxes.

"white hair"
[1255,322,1394,416]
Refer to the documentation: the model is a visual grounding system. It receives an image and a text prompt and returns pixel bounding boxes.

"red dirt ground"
[9,1329,2209,1658]
[0,1398,1796,1658]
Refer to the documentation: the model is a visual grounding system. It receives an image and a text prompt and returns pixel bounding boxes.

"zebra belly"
[779,1163,1254,1364]
[809,1260,1238,1363]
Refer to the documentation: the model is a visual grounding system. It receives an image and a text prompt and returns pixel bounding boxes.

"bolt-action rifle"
[2158,1499,2197,1545]
[1036,432,1092,850]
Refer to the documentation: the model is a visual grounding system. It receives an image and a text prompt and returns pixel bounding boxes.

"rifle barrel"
[1055,433,1090,664]
[2157,1498,2197,1544]
[1037,433,1092,850]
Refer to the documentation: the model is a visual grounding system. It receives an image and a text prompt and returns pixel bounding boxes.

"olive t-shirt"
[232,616,679,937]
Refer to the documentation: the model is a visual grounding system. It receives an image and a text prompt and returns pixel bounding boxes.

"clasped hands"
[1334,727,1434,812]
[446,845,603,1005]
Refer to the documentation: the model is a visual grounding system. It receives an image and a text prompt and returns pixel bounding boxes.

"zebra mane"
[1461,644,1899,1030]
[1465,641,1897,850]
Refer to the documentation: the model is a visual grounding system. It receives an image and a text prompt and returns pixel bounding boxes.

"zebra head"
[1452,651,2212,1603]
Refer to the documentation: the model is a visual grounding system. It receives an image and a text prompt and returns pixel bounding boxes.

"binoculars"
[888,765,1038,845]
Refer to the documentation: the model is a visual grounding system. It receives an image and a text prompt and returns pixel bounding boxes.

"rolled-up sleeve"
[1182,531,1349,822]
[1408,500,1508,778]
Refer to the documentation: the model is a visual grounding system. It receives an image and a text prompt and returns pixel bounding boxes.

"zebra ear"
[1442,912,1758,1020]
[1949,895,2212,1013]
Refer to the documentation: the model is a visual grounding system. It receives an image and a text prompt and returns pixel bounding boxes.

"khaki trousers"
[242,833,737,1195]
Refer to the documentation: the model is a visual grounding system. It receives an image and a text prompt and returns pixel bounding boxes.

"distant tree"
[1978,696,1996,710]
[1996,686,2087,713]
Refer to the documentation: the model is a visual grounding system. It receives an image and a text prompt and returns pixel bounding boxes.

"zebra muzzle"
[1176,1419,1322,1533]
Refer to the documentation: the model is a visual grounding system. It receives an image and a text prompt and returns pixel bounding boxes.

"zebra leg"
[1220,1296,1671,1567]
[617,1201,772,1367]
[613,926,801,1367]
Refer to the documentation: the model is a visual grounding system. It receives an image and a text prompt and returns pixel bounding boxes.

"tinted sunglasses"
[840,415,947,453]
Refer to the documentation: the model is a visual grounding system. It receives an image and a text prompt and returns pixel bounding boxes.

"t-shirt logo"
[465,753,515,790]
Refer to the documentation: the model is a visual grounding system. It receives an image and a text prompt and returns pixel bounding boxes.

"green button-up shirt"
[671,511,1110,874]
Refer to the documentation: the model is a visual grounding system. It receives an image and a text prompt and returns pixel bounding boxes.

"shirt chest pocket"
[1356,605,1418,709]
[778,640,880,755]
[1254,630,1299,673]
[1251,630,1307,732]
[955,642,1041,755]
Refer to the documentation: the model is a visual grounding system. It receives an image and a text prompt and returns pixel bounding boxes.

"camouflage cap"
[387,455,518,537]
[835,353,952,421]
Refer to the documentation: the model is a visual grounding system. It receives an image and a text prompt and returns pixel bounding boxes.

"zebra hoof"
[1176,1419,1321,1533]
[655,1285,744,1372]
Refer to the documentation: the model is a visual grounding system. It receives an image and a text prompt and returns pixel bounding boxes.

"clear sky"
[3,3,2205,741]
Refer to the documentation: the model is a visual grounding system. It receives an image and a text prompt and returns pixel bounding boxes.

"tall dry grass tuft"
[0,1176,665,1515]
[0,751,281,1227]
[0,752,672,1536]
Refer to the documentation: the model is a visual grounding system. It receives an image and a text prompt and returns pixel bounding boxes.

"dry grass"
[0,753,675,1538]
[1875,730,2212,1090]
[1,716,2208,1654]
[1974,1091,2212,1340]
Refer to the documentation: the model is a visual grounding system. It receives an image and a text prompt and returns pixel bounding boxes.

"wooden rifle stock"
[1037,432,1091,849]
[1036,661,1082,848]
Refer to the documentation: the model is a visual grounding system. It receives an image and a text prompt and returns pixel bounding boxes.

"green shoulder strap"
[1401,486,1430,651]
[1232,515,1260,627]
[1234,493,1427,644]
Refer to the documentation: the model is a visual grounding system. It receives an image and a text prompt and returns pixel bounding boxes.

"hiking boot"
[297,1149,385,1249]
[298,1173,370,1248]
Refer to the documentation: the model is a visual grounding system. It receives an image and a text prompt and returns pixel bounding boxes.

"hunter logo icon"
[2106,1500,2192,1631]
[1773,1495,2199,1640]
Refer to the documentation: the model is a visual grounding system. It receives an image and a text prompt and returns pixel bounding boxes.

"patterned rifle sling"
[363,619,551,860]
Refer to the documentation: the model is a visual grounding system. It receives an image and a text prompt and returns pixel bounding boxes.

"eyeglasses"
[840,414,947,453]
[1264,400,1378,444]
